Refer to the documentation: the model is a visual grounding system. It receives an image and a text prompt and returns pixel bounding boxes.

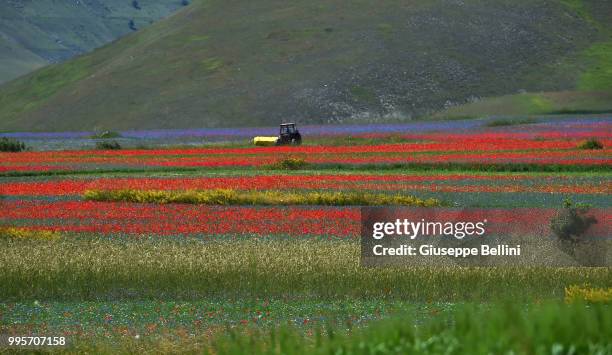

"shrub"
[0,227,61,241]
[577,138,603,150]
[550,199,597,256]
[268,157,309,170]
[0,137,26,152]
[181,0,190,5]
[95,140,122,150]
[485,118,537,127]
[565,284,612,304]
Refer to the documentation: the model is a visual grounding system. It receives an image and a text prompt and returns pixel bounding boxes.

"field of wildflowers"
[1,118,610,174]
[0,117,610,352]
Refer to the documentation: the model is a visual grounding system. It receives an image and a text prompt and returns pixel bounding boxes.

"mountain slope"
[0,36,47,84]
[0,0,184,84]
[0,0,611,132]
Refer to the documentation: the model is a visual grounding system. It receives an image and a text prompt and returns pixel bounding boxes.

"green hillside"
[433,91,612,120]
[0,0,611,132]
[0,37,47,84]
[0,0,184,84]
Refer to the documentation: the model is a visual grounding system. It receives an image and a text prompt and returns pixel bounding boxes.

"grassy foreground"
[1,238,610,301]
[66,303,612,354]
[211,303,612,355]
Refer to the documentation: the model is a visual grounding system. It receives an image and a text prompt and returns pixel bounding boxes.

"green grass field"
[5,300,609,354]
[1,236,610,353]
[206,303,612,355]
[2,238,610,302]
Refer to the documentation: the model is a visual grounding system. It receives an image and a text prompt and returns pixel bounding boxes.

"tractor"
[253,123,302,146]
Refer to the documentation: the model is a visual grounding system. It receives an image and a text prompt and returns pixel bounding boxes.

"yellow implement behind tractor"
[253,136,278,146]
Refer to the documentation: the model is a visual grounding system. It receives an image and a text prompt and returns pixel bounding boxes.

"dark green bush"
[577,138,603,150]
[268,157,309,170]
[486,118,537,127]
[550,199,598,256]
[95,140,122,150]
[0,137,26,152]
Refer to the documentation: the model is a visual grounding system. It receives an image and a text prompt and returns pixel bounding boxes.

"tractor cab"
[276,123,302,145]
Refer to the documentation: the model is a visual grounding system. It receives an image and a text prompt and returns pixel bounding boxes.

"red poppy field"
[1,124,611,174]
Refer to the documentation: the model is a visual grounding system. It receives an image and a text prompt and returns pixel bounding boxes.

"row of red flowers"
[2,139,610,162]
[1,200,609,238]
[1,148,609,173]
[1,174,608,196]
[0,201,359,237]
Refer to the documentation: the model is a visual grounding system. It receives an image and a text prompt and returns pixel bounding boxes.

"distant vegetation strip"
[0,166,205,177]
[1,239,610,301]
[83,189,441,206]
[1,162,610,178]
[313,162,612,173]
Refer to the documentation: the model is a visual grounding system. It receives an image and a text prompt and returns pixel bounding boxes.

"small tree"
[132,0,141,10]
[95,140,122,150]
[129,19,137,31]
[577,139,603,150]
[181,0,190,5]
[550,199,598,256]
[269,157,308,170]
[0,137,26,152]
